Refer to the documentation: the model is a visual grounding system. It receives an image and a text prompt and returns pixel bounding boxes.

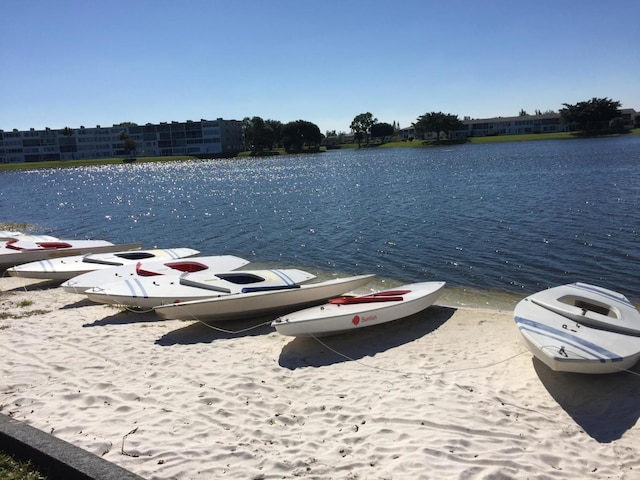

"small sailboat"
[514,283,640,374]
[154,274,376,321]
[272,281,445,337]
[7,248,200,280]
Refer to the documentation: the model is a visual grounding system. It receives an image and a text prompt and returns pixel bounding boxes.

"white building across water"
[0,118,244,164]
[398,109,638,141]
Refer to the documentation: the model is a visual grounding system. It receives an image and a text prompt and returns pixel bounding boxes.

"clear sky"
[2,0,639,134]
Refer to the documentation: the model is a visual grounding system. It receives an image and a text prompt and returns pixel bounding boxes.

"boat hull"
[154,274,376,321]
[514,283,640,374]
[7,248,200,280]
[84,269,316,309]
[272,281,445,337]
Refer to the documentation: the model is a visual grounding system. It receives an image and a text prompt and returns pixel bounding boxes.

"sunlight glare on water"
[2,136,640,307]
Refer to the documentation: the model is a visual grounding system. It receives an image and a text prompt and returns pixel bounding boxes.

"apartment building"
[0,118,244,163]
[399,108,638,140]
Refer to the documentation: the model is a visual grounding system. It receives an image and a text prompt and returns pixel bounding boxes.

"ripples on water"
[2,136,639,306]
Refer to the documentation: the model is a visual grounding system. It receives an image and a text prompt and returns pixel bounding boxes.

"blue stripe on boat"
[124,279,138,298]
[132,278,149,298]
[572,283,633,308]
[40,259,53,273]
[271,269,296,286]
[515,316,623,363]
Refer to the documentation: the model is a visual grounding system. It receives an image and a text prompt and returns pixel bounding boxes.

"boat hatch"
[164,261,209,273]
[37,242,73,249]
[574,300,613,317]
[114,252,157,260]
[216,272,267,284]
[559,295,616,318]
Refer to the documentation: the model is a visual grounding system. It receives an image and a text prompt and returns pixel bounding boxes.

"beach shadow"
[5,279,62,291]
[533,358,640,442]
[59,298,98,309]
[155,315,276,345]
[278,305,455,370]
[82,309,163,327]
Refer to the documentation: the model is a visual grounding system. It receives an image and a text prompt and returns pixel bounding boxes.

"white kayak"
[272,281,446,337]
[0,239,142,271]
[85,268,316,309]
[154,274,376,321]
[61,255,250,294]
[514,283,640,374]
[7,247,200,280]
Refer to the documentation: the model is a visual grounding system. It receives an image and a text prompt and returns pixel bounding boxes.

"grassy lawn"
[0,451,47,480]
[0,155,199,171]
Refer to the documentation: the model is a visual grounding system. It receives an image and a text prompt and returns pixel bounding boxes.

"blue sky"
[2,0,639,134]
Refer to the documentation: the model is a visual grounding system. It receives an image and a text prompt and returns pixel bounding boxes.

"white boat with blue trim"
[7,247,200,280]
[61,255,250,294]
[84,269,318,310]
[0,238,142,271]
[154,274,376,321]
[514,283,640,374]
[272,281,445,337]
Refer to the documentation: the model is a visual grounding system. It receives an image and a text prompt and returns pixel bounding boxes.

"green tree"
[370,122,395,144]
[119,130,137,156]
[242,116,272,152]
[264,119,284,149]
[281,120,322,152]
[413,112,462,140]
[350,112,377,147]
[559,97,622,133]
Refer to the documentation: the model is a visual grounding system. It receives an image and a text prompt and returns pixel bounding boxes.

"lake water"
[2,136,640,308]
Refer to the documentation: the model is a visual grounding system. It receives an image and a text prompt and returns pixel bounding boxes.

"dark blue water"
[2,136,640,305]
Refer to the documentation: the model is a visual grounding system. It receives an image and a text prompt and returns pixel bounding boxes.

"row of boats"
[2,230,640,375]
[0,231,444,337]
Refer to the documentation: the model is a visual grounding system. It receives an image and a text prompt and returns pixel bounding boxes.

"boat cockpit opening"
[558,294,616,318]
[574,299,613,317]
[165,261,210,273]
[216,272,266,284]
[115,252,157,260]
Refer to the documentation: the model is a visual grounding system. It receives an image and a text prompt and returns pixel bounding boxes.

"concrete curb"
[0,413,144,479]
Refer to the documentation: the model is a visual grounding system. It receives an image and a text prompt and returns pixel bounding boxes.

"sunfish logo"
[352,315,360,326]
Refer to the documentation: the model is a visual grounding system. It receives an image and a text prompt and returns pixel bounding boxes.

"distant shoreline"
[1,129,638,172]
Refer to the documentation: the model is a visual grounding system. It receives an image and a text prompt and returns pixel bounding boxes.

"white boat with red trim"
[61,255,250,294]
[272,281,446,337]
[85,268,317,309]
[7,247,200,280]
[154,274,376,321]
[514,282,640,374]
[0,238,142,271]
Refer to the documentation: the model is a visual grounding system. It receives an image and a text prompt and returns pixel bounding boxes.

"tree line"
[116,96,636,155]
[347,97,633,146]
[242,117,322,155]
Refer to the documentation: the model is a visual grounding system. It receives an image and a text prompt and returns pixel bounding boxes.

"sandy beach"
[2,275,640,479]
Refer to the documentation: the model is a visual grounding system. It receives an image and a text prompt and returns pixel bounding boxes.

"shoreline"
[2,130,638,173]
[2,276,640,479]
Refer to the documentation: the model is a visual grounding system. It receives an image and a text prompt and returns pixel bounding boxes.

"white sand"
[2,276,640,479]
